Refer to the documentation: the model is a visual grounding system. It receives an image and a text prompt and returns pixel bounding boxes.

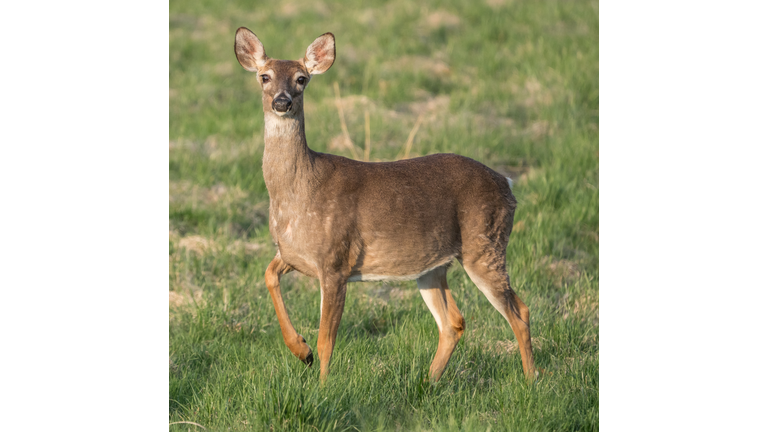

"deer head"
[234,28,336,118]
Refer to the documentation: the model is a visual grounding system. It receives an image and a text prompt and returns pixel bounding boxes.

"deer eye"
[297,77,307,85]
[261,75,270,83]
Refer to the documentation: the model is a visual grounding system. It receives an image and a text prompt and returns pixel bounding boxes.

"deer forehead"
[261,59,309,78]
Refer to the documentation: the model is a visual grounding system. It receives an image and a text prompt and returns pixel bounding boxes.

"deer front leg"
[317,275,348,381]
[264,254,313,366]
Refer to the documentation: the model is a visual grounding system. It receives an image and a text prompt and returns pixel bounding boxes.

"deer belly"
[346,264,451,282]
[347,248,457,282]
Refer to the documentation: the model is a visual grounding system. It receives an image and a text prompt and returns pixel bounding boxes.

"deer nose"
[272,96,292,112]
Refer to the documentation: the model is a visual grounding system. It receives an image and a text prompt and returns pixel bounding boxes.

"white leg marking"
[417,271,447,334]
[419,289,445,333]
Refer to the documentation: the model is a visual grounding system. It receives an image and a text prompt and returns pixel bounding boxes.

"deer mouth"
[272,109,292,117]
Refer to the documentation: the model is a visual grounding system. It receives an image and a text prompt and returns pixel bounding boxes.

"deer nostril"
[272,97,292,113]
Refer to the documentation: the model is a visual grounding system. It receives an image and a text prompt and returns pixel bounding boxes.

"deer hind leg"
[417,266,465,383]
[463,257,536,381]
[264,253,313,366]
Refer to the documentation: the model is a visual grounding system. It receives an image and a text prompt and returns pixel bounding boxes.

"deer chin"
[271,106,303,118]
[271,108,291,117]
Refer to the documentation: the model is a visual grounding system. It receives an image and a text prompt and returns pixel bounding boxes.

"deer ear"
[304,33,335,75]
[234,27,268,72]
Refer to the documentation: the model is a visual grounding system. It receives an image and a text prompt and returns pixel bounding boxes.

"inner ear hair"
[235,27,268,72]
[304,33,335,75]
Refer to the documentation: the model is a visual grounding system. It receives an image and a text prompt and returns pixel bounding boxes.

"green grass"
[170,0,598,430]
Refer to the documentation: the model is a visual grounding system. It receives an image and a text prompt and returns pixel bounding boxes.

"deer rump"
[270,152,517,282]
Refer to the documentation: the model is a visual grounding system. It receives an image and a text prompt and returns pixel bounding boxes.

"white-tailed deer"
[234,28,535,383]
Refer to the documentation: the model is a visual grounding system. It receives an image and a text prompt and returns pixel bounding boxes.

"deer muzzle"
[272,95,292,113]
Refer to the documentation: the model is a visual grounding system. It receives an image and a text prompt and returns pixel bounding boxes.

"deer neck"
[262,111,316,199]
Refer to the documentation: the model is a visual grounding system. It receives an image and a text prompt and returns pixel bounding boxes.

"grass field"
[170,0,598,430]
